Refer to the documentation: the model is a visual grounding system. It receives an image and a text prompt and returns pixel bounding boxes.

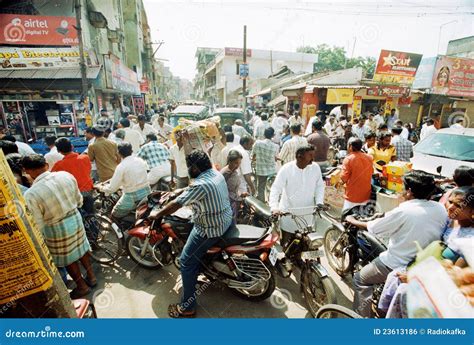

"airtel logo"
[22,18,49,28]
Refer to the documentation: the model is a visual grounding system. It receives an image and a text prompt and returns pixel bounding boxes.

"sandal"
[69,287,91,299]
[168,303,196,318]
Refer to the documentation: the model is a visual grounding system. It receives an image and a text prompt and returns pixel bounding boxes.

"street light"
[437,20,458,55]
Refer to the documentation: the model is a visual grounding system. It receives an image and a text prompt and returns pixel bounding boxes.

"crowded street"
[0,0,473,324]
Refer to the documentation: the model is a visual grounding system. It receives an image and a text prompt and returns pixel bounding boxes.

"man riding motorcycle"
[345,170,447,317]
[151,150,233,318]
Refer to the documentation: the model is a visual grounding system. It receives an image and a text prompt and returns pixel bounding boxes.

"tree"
[297,44,376,78]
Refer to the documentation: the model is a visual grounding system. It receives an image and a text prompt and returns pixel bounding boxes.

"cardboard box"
[387,181,404,193]
[384,161,412,176]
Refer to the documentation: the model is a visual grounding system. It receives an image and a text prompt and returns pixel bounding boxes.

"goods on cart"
[382,161,413,192]
[173,116,221,155]
[323,168,344,210]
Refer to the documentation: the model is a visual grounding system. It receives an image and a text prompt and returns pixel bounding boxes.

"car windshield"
[215,113,243,126]
[415,133,474,162]
[169,114,195,127]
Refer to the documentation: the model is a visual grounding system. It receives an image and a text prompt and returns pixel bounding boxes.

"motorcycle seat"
[215,224,268,248]
[244,196,272,218]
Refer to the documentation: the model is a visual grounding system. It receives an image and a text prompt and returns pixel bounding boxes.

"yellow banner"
[352,96,362,117]
[326,89,354,105]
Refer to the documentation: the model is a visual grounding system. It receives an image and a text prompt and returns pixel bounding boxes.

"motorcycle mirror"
[436,165,442,176]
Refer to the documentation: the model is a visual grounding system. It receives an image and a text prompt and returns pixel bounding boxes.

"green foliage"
[297,44,376,78]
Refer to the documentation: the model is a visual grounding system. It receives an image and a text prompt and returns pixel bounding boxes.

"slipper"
[84,278,98,288]
[69,287,91,299]
[168,303,196,318]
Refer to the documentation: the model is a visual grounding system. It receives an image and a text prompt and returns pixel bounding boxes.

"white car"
[411,128,474,177]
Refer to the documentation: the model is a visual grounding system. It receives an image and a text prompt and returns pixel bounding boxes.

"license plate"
[301,250,324,260]
[269,247,278,266]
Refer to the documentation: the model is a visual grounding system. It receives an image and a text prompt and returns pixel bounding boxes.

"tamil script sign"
[431,55,474,98]
[0,47,98,69]
[373,49,423,85]
[0,14,78,46]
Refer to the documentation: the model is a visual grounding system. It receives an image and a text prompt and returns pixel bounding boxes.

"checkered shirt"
[137,141,171,169]
[251,139,279,176]
[279,136,308,165]
[392,136,413,162]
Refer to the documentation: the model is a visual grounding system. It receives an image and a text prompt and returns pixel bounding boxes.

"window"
[415,133,474,162]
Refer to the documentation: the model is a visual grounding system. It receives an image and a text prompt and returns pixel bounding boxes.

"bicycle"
[315,304,362,318]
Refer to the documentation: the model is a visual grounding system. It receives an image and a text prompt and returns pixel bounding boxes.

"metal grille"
[226,256,271,289]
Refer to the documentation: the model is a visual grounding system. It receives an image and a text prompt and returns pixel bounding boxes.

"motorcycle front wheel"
[301,266,337,317]
[231,262,276,302]
[126,236,163,269]
[324,227,353,276]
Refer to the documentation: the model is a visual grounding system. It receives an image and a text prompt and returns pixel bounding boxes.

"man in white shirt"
[169,133,189,189]
[329,105,342,120]
[219,132,238,168]
[253,113,270,140]
[269,145,325,245]
[153,115,174,143]
[386,109,398,130]
[118,118,144,154]
[323,115,337,137]
[235,136,256,195]
[420,118,437,141]
[271,111,288,145]
[450,118,465,129]
[393,120,409,140]
[4,135,35,156]
[352,115,370,142]
[373,111,385,129]
[44,135,63,170]
[103,142,151,221]
[133,115,156,140]
[346,170,447,317]
[232,119,250,138]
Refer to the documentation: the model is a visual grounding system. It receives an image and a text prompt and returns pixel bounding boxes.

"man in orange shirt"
[52,138,95,217]
[340,137,374,212]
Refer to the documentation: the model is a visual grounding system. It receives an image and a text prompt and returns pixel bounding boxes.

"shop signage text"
[0,14,78,46]
[373,49,423,85]
[225,47,252,57]
[367,86,410,97]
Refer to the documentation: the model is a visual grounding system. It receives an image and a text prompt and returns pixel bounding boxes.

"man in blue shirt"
[153,150,233,318]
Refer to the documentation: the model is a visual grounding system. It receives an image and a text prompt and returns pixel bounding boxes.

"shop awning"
[267,94,286,107]
[0,66,101,80]
[305,84,367,92]
[246,87,272,98]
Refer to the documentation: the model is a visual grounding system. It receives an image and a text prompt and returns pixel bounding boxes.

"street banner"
[326,88,354,104]
[0,47,99,69]
[239,63,249,79]
[431,55,474,97]
[104,54,140,94]
[373,49,423,85]
[0,14,78,46]
[225,47,252,57]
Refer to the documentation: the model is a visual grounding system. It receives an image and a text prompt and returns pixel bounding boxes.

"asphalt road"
[86,216,355,318]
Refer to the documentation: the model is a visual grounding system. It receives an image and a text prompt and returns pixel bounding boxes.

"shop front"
[94,53,140,122]
[0,46,101,141]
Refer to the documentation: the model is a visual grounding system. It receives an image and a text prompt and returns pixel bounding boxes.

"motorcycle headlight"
[307,232,324,250]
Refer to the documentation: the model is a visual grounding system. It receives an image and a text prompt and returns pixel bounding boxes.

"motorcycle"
[242,196,337,317]
[322,205,387,317]
[126,191,279,301]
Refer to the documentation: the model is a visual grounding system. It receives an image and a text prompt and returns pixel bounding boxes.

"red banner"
[431,56,474,97]
[373,49,423,85]
[0,14,78,46]
[225,47,252,57]
[367,86,410,97]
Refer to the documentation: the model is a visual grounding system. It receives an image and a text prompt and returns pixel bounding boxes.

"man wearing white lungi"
[23,154,96,299]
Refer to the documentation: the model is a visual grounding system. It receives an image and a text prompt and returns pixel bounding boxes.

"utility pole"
[74,0,89,112]
[243,25,247,112]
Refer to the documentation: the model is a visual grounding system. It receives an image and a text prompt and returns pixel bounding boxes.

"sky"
[143,0,474,81]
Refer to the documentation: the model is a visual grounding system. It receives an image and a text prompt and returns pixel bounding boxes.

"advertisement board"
[326,88,354,104]
[373,49,423,85]
[431,55,474,97]
[0,14,78,46]
[104,54,140,95]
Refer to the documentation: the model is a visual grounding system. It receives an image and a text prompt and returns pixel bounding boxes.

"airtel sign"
[0,14,78,46]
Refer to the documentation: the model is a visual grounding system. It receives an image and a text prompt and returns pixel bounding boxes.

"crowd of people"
[0,103,471,318]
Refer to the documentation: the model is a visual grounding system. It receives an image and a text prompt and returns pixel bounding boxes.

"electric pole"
[243,25,247,112]
[74,0,89,112]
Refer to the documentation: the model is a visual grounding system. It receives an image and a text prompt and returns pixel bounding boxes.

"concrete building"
[194,47,221,101]
[195,47,318,106]
[447,36,474,59]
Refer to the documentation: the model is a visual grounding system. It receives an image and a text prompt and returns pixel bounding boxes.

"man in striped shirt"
[152,150,233,318]
[279,124,307,165]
